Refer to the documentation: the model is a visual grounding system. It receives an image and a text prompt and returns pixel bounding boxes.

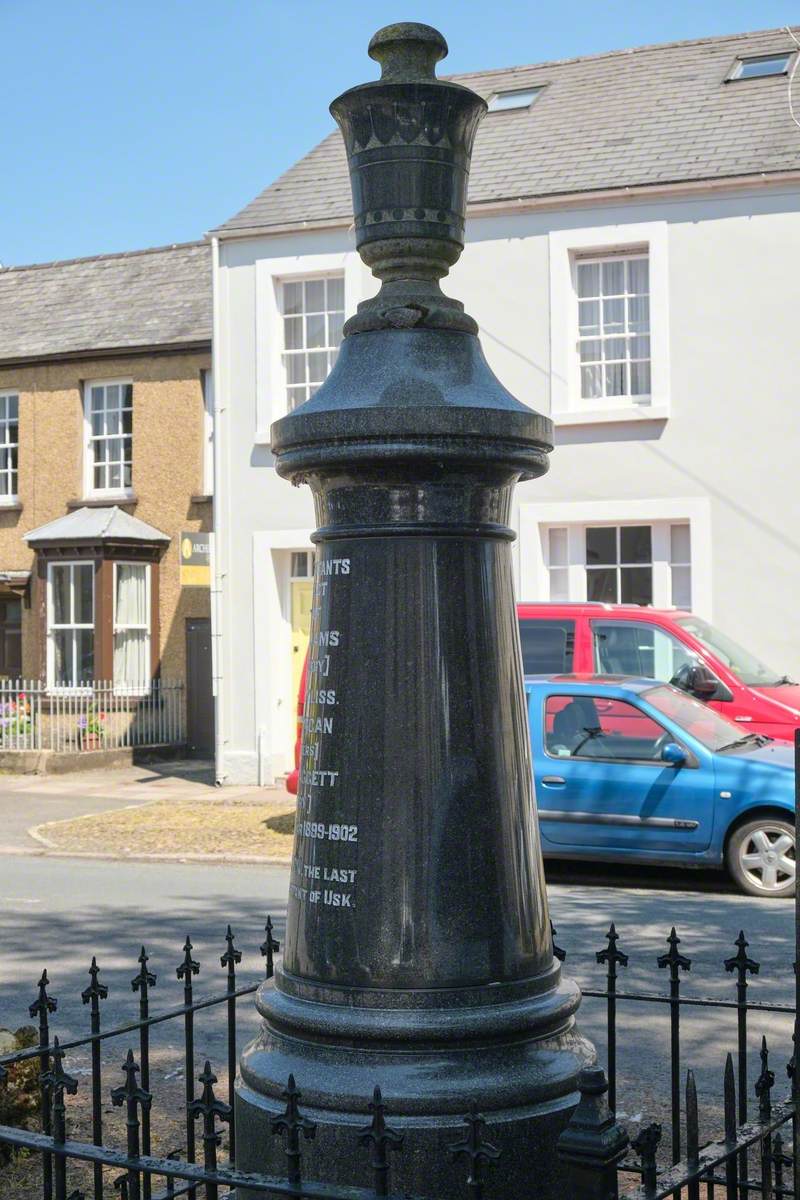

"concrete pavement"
[0,761,275,853]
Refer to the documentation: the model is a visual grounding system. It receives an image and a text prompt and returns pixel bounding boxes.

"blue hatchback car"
[526,676,796,897]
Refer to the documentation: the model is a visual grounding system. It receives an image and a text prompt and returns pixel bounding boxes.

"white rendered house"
[210,27,800,785]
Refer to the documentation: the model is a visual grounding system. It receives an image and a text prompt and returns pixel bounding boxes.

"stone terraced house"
[0,241,215,756]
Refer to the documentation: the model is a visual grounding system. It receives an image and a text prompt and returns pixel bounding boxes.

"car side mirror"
[687,664,718,698]
[672,661,721,699]
[672,662,734,704]
[661,742,687,767]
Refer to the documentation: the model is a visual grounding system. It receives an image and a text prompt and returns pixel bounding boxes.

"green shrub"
[0,1027,40,1165]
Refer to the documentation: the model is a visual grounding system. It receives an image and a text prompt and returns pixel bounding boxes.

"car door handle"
[734,716,753,722]
[541,776,566,786]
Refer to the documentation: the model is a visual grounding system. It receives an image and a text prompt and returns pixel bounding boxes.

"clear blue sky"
[2,0,797,266]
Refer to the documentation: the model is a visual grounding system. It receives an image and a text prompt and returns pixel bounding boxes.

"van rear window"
[518,619,575,675]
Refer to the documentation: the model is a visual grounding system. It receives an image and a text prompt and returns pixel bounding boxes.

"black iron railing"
[1,914,797,1200]
[0,916,504,1200]
[549,728,800,1197]
[550,919,796,1165]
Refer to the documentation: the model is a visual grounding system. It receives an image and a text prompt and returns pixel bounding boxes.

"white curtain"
[114,564,149,685]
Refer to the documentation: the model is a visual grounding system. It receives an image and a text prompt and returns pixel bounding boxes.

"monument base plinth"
[234,974,594,1200]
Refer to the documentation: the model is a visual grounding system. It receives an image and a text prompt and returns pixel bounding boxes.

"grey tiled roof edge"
[25,505,170,544]
[214,25,800,236]
[0,241,211,364]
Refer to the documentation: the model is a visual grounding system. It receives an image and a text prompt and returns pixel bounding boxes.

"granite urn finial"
[330,22,487,333]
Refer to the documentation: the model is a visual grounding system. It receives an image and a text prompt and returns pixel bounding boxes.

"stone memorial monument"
[236,21,593,1197]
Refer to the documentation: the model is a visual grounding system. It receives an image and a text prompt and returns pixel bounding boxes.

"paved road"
[0,855,794,1151]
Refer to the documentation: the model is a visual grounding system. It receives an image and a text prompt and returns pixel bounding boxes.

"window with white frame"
[488,86,544,111]
[113,563,150,688]
[728,52,794,80]
[280,276,344,411]
[86,380,133,494]
[0,392,19,499]
[544,522,691,608]
[48,562,94,688]
[575,254,650,404]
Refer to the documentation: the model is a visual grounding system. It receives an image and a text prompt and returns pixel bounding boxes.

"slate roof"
[0,241,211,364]
[215,26,800,236]
[25,507,170,545]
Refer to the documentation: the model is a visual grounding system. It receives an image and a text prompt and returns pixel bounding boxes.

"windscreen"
[676,616,782,687]
[643,684,744,750]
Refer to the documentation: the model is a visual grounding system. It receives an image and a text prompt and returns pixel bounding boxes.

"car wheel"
[727,818,795,898]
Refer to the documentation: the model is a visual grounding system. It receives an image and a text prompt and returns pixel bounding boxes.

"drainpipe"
[210,235,227,785]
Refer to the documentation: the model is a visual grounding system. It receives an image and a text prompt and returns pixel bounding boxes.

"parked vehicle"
[517,603,800,740]
[286,603,800,794]
[528,675,796,897]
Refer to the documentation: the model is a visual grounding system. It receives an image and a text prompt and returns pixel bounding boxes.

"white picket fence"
[0,679,185,753]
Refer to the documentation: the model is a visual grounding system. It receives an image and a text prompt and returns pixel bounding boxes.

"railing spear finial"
[260,916,280,978]
[189,1060,231,1197]
[755,1035,775,1120]
[448,1108,500,1200]
[657,927,691,977]
[724,930,760,984]
[632,1122,662,1195]
[42,1035,79,1140]
[358,1085,403,1196]
[176,936,200,983]
[131,946,157,994]
[29,967,58,1021]
[82,956,109,1006]
[270,1073,317,1187]
[220,925,242,973]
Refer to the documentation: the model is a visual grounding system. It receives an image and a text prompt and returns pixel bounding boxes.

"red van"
[285,603,800,793]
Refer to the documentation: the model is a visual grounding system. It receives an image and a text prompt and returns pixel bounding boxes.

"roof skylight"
[728,52,794,81]
[487,86,544,112]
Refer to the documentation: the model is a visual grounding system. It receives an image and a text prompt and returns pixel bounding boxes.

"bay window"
[43,558,156,689]
[48,562,94,688]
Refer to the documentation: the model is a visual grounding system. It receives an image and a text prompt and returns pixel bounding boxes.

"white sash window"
[85,380,133,496]
[279,276,344,411]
